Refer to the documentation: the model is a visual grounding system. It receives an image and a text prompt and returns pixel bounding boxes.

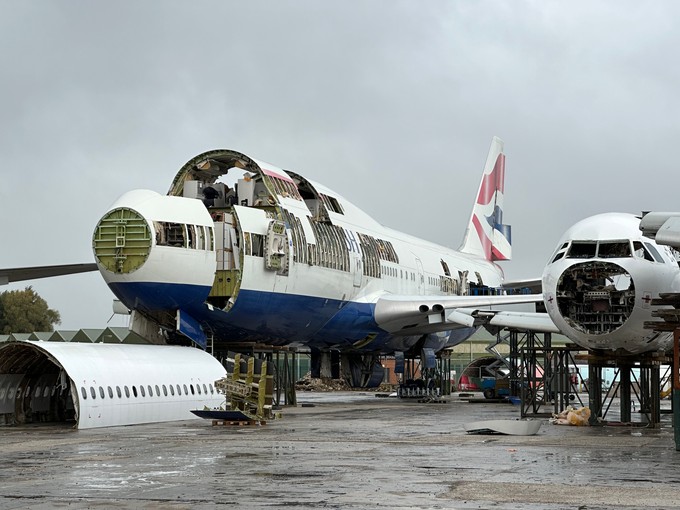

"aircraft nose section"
[555,261,635,335]
[92,207,152,274]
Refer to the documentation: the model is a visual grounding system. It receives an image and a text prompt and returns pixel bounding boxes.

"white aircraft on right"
[481,211,680,356]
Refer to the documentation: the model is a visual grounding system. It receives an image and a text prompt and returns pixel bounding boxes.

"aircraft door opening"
[416,258,424,295]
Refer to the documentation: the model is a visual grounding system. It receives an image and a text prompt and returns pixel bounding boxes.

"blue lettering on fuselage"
[344,228,360,253]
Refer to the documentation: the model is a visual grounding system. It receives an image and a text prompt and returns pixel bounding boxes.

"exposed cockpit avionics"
[90,138,543,387]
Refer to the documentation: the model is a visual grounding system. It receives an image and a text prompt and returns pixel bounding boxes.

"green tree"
[0,286,61,334]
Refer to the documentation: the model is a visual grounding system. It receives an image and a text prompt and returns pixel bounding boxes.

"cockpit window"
[597,241,631,258]
[644,242,665,263]
[633,241,655,261]
[566,242,597,259]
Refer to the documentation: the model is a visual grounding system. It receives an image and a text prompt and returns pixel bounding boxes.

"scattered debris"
[550,406,591,426]
[294,372,394,393]
[295,374,350,392]
[463,419,542,435]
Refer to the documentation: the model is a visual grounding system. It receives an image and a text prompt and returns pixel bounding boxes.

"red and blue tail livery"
[460,136,511,261]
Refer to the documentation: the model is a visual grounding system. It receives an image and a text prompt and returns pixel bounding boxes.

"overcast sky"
[1,1,679,330]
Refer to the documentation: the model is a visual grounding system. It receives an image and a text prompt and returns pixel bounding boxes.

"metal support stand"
[397,351,452,399]
[520,345,587,418]
[584,352,667,427]
[674,328,680,450]
[508,330,551,398]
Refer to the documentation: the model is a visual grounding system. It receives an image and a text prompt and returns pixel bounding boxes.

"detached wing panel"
[374,293,546,335]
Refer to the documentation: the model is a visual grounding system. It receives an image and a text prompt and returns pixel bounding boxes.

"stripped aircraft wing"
[0,263,98,285]
[373,293,547,335]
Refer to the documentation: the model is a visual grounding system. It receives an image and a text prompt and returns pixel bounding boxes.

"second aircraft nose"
[555,261,635,335]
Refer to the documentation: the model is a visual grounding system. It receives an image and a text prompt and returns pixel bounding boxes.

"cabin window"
[209,384,214,394]
[320,193,344,214]
[197,385,202,395]
[203,384,208,394]
[197,225,205,250]
[251,234,265,257]
[207,227,214,250]
[108,386,114,399]
[243,232,252,256]
[124,386,130,398]
[186,225,195,249]
[190,384,195,395]
[155,385,160,396]
[165,223,185,247]
[183,384,189,395]
[81,387,87,400]
[147,385,153,396]
[90,387,96,399]
[177,384,183,396]
[116,386,122,398]
[132,386,138,398]
[99,386,105,399]
[140,385,146,397]
[169,385,175,396]
[441,260,451,276]
[163,385,168,396]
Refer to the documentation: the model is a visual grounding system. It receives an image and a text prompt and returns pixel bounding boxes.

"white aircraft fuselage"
[542,213,680,354]
[93,140,528,354]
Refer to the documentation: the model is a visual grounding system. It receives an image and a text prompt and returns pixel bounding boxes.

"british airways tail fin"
[458,136,512,261]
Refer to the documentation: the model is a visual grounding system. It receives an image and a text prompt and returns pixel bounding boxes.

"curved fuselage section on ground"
[542,213,680,354]
[93,149,509,354]
[0,341,226,429]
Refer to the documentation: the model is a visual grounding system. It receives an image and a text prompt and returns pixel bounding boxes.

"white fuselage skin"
[93,143,516,355]
[542,213,680,354]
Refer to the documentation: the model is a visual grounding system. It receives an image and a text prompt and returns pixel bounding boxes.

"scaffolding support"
[583,352,667,427]
[675,328,680,450]
[397,351,452,399]
[520,345,586,418]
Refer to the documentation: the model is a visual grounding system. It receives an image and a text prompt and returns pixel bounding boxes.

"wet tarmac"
[1,392,680,509]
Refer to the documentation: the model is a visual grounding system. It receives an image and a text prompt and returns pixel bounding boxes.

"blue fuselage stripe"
[109,282,393,349]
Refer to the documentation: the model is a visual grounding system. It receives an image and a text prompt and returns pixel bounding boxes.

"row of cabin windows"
[154,221,215,251]
[79,382,215,401]
[381,265,415,282]
[379,266,459,294]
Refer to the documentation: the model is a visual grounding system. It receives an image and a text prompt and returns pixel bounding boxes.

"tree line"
[0,286,61,334]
